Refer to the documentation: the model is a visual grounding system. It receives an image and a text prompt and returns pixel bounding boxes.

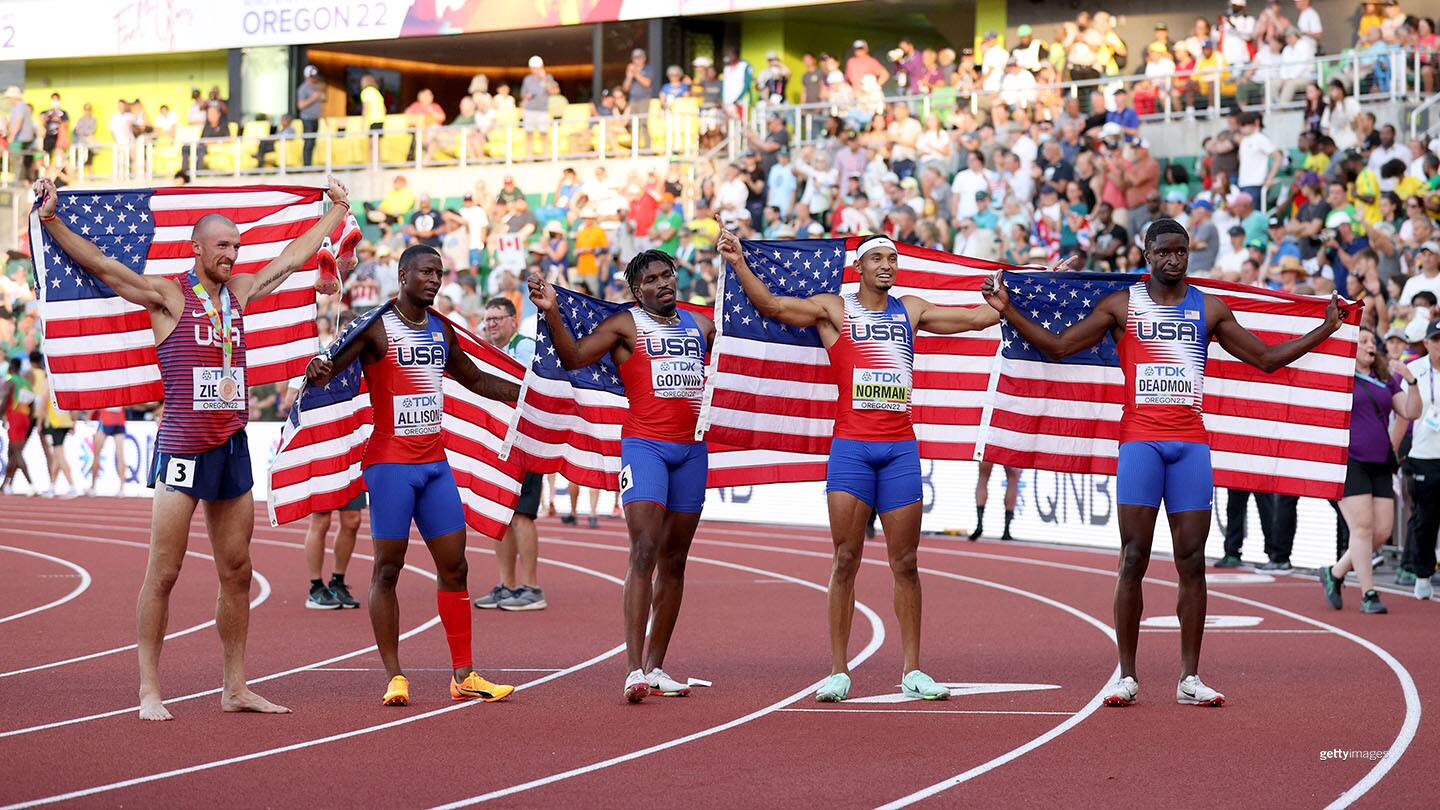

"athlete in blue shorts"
[986,218,1343,706]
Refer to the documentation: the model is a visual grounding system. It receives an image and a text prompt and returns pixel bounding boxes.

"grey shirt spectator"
[1188,203,1221,274]
[624,49,655,106]
[521,70,555,112]
[7,97,35,146]
[296,75,325,121]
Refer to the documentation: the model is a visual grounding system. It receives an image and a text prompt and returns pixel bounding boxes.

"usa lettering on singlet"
[827,293,915,442]
[618,307,707,443]
[154,279,248,454]
[1118,283,1210,444]
[363,308,448,467]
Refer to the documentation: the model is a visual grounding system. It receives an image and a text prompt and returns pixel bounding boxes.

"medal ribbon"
[189,271,233,381]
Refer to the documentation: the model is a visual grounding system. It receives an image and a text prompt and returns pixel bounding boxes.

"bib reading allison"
[393,393,442,436]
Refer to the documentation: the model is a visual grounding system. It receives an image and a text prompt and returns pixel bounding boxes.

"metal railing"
[6,47,1431,187]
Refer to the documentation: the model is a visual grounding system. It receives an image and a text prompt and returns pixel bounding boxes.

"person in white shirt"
[1000,151,1035,203]
[1294,0,1322,47]
[1219,1,1256,66]
[998,59,1038,109]
[950,151,993,219]
[1276,26,1317,102]
[980,31,1009,89]
[716,162,750,214]
[1399,318,1440,599]
[1237,111,1281,202]
[1367,125,1408,175]
[1400,243,1440,307]
[1216,226,1251,275]
[885,103,923,176]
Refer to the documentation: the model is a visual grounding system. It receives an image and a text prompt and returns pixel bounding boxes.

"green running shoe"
[815,673,851,702]
[901,670,950,700]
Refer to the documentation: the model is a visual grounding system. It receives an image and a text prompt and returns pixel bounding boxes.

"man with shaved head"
[34,176,351,721]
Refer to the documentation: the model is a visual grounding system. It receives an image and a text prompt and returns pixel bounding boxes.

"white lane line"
[0,542,839,809]
[1139,628,1330,634]
[778,708,1077,716]
[427,538,887,810]
[0,545,93,625]
[0,534,428,739]
[0,531,270,679]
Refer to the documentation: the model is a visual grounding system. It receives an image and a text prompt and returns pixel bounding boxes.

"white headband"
[857,236,898,260]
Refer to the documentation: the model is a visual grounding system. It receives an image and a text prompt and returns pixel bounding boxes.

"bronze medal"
[219,376,238,403]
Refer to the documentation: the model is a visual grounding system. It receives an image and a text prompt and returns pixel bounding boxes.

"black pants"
[1223,489,1298,563]
[1401,458,1440,578]
[302,118,319,165]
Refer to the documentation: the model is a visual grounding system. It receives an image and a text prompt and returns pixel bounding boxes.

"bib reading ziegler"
[192,367,246,411]
[852,367,911,411]
[393,393,442,436]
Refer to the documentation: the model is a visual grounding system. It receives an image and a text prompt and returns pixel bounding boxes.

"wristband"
[334,200,351,212]
[39,212,56,222]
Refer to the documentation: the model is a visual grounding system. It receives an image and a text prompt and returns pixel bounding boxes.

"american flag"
[30,185,328,410]
[267,302,525,542]
[978,271,1364,500]
[499,287,816,489]
[700,238,1012,477]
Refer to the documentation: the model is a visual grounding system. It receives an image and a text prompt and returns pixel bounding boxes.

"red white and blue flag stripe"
[978,271,1364,500]
[267,302,525,542]
[29,185,328,409]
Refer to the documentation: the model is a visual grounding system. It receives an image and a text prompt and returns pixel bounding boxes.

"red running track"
[0,494,1432,809]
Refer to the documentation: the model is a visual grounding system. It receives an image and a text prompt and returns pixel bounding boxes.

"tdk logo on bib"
[644,336,704,358]
[863,371,907,384]
[1136,321,1198,341]
[397,344,445,366]
[850,322,908,341]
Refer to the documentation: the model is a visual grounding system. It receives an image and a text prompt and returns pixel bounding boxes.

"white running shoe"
[1176,675,1226,706]
[646,668,691,697]
[1102,676,1139,707]
[1416,578,1434,601]
[624,668,649,703]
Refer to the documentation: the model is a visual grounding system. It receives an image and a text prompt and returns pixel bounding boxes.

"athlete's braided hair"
[624,249,677,296]
[1143,217,1190,252]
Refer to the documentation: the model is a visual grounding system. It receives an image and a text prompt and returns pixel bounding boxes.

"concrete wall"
[1140,100,1411,160]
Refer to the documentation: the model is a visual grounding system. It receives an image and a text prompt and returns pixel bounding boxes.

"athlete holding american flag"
[34,175,351,721]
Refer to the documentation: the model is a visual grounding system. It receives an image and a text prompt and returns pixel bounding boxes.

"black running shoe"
[1259,560,1292,572]
[328,580,360,609]
[587,516,599,529]
[1000,531,1015,541]
[1361,590,1388,614]
[560,514,577,525]
[1319,565,1343,610]
[1214,555,1244,568]
[967,526,983,541]
[306,586,342,610]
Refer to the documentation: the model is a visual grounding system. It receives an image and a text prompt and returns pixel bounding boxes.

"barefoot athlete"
[983,218,1343,707]
[34,175,351,720]
[306,245,520,707]
[721,231,1002,703]
[528,249,715,703]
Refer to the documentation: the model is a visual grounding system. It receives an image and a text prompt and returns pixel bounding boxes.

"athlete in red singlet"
[529,249,717,703]
[722,230,1004,703]
[985,218,1343,707]
[308,245,521,707]
[35,175,352,721]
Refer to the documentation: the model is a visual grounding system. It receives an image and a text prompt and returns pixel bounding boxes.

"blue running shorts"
[362,460,466,541]
[148,431,252,502]
[1116,441,1214,513]
[825,438,922,514]
[619,437,708,514]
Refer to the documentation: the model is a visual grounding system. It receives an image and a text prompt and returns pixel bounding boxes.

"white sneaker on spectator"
[1176,675,1225,706]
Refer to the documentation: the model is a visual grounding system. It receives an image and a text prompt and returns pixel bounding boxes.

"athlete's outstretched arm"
[982,272,1122,359]
[229,176,350,308]
[904,297,1000,334]
[443,321,521,402]
[1210,293,1344,374]
[305,317,380,388]
[527,272,630,369]
[33,179,172,315]
[716,226,833,329]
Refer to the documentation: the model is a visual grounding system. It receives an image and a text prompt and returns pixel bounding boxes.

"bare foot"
[138,693,173,721]
[220,688,291,714]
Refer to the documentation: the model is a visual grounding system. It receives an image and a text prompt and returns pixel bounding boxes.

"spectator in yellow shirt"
[363,174,417,225]
[1193,40,1235,98]
[571,207,609,296]
[360,74,386,131]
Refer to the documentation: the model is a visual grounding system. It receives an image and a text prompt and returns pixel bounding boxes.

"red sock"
[436,590,472,672]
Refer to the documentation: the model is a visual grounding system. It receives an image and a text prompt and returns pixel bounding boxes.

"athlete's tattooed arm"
[1209,292,1344,374]
[229,176,349,308]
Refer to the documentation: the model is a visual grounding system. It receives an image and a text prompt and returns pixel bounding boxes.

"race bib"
[1135,363,1198,406]
[650,356,705,399]
[851,368,910,412]
[161,456,195,488]
[393,393,442,436]
[618,464,635,494]
[192,367,246,411]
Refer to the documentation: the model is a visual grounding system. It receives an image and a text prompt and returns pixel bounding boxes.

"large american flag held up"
[29,185,328,409]
[267,302,525,542]
[699,238,1013,480]
[978,271,1363,500]
[498,288,803,490]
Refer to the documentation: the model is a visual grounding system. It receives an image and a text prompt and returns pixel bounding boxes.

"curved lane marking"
[0,544,93,625]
